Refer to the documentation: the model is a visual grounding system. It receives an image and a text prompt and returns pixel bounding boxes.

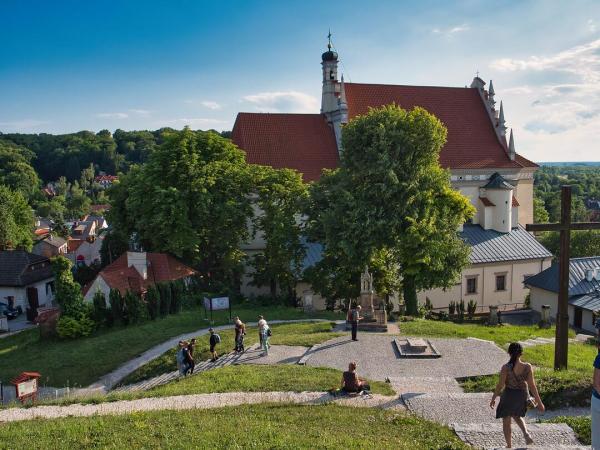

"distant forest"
[0,128,231,183]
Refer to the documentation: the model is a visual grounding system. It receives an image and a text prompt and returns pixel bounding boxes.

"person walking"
[176,341,189,377]
[490,342,545,448]
[261,323,271,356]
[233,316,246,353]
[258,315,267,346]
[209,328,221,362]
[349,305,362,341]
[185,339,196,375]
[341,361,370,393]
[592,338,600,450]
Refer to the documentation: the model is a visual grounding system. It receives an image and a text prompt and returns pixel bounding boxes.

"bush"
[146,285,160,320]
[56,314,94,339]
[437,311,449,321]
[524,292,531,309]
[424,297,433,311]
[448,301,456,316]
[467,299,477,319]
[124,290,147,324]
[457,299,465,322]
[91,291,108,327]
[170,280,185,314]
[109,289,124,325]
[159,282,172,317]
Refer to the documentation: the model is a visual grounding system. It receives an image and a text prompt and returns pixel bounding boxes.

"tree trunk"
[403,274,418,316]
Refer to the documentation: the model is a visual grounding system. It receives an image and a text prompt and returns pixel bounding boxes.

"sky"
[1,0,600,162]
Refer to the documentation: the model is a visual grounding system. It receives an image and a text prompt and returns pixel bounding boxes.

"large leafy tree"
[249,166,309,299]
[305,105,474,315]
[0,141,40,200]
[109,127,254,281]
[0,185,34,250]
[51,256,86,317]
[539,230,600,258]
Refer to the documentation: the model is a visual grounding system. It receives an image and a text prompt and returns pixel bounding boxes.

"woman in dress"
[490,342,545,448]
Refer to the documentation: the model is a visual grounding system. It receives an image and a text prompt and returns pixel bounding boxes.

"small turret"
[321,31,340,114]
[498,101,507,137]
[508,129,516,161]
[488,80,496,109]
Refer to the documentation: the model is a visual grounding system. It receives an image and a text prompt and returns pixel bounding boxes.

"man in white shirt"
[258,315,267,346]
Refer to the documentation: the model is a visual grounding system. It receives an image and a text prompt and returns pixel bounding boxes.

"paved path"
[88,318,337,391]
[0,391,405,423]
[305,334,507,381]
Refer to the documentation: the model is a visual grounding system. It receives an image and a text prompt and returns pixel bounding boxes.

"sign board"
[17,378,37,397]
[203,296,230,310]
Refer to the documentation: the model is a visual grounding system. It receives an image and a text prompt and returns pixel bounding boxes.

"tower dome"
[321,49,338,61]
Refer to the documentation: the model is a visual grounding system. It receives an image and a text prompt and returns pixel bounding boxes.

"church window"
[466,277,477,294]
[495,274,507,291]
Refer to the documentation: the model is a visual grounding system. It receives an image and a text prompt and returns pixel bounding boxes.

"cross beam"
[525,185,600,370]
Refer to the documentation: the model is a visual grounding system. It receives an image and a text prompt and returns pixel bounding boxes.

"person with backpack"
[186,339,196,374]
[209,328,221,362]
[233,317,246,353]
[258,315,267,346]
[176,341,189,377]
[261,323,271,356]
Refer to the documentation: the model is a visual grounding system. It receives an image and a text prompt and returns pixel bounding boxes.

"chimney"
[127,251,148,280]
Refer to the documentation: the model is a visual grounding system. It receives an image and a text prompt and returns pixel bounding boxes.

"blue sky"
[1,0,600,161]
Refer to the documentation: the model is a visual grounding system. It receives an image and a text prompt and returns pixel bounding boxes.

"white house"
[0,251,55,318]
[526,257,600,334]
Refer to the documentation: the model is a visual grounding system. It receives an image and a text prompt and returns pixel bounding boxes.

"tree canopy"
[305,105,474,314]
[0,185,34,251]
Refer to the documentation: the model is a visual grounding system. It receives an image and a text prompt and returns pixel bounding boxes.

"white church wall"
[514,177,534,226]
[529,286,558,319]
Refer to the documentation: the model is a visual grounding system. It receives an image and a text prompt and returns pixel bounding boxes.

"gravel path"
[88,318,339,391]
[0,391,404,423]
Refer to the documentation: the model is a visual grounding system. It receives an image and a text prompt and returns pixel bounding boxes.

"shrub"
[467,299,477,319]
[56,314,94,339]
[524,292,531,309]
[170,280,185,314]
[146,285,160,320]
[437,310,449,321]
[109,289,124,325]
[159,282,172,317]
[124,290,147,324]
[457,299,466,322]
[424,297,433,311]
[91,290,108,327]
[448,301,456,316]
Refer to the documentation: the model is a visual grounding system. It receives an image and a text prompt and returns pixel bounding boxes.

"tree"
[249,166,309,300]
[109,288,124,325]
[158,282,172,317]
[51,256,86,317]
[100,230,129,267]
[0,141,40,200]
[108,128,254,282]
[305,105,474,315]
[123,290,147,324]
[145,285,160,320]
[0,185,34,250]
[66,180,91,219]
[533,197,549,224]
[91,290,108,326]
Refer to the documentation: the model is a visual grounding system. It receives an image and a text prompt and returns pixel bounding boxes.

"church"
[232,40,553,312]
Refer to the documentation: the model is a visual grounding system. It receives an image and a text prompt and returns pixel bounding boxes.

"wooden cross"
[526,185,600,370]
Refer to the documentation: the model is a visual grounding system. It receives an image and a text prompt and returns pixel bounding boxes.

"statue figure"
[360,266,373,294]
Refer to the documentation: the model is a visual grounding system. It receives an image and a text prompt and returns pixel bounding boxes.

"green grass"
[120,321,344,385]
[30,365,395,407]
[0,306,342,388]
[546,416,592,445]
[399,319,570,346]
[460,342,598,409]
[0,404,468,449]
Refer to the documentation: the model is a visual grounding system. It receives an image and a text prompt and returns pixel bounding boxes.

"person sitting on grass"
[209,328,221,362]
[341,361,370,393]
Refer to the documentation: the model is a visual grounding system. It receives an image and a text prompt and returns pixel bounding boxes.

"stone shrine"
[356,266,388,332]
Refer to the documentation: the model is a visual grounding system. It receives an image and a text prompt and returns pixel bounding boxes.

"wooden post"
[526,184,600,370]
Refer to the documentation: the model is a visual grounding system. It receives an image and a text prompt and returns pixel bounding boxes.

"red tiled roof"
[91,204,110,212]
[479,197,495,207]
[232,83,538,180]
[88,252,197,296]
[232,113,339,182]
[344,83,537,170]
[512,195,520,207]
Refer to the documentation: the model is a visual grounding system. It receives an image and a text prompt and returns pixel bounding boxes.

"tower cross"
[327,29,332,50]
[526,185,600,370]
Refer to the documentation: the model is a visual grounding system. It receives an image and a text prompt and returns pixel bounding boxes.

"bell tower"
[321,31,339,114]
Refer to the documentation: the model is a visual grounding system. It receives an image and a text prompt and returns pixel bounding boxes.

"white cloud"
[129,109,152,116]
[589,19,597,33]
[201,101,222,110]
[242,91,318,113]
[96,112,129,119]
[431,24,469,36]
[0,119,49,131]
[501,86,533,95]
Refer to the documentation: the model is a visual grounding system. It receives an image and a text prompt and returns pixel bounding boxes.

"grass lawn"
[0,306,342,388]
[120,321,344,385]
[461,342,597,409]
[545,416,592,445]
[399,319,570,346]
[0,404,469,449]
[32,365,395,407]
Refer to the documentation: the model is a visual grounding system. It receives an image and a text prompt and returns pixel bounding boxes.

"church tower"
[321,32,340,114]
[320,32,348,154]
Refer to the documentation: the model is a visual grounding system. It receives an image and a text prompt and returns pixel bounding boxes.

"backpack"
[267,328,272,337]
[214,333,221,344]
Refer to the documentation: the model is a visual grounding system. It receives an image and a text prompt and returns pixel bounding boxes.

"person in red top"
[341,361,370,393]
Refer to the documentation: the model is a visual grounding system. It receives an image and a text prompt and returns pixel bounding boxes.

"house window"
[496,274,507,291]
[466,277,477,294]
